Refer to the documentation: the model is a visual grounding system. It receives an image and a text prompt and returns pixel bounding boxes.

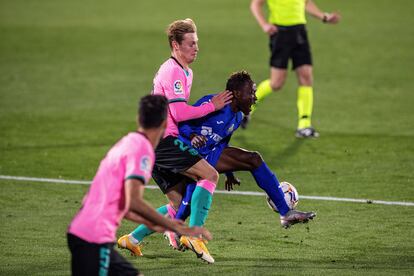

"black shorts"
[67,233,139,276]
[152,135,202,193]
[269,24,312,70]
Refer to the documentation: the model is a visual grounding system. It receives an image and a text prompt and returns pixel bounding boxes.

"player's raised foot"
[164,231,186,251]
[180,235,214,264]
[241,114,251,129]
[280,210,316,229]
[117,234,143,256]
[295,127,320,138]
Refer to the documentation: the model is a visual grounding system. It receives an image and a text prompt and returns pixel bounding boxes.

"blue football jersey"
[178,95,243,166]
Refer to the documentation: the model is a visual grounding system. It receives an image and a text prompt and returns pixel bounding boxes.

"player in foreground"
[118,71,315,262]
[248,0,341,137]
[67,95,211,276]
[118,19,232,264]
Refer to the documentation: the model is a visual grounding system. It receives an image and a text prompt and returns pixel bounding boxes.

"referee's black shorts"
[67,233,139,276]
[269,24,312,70]
[152,135,202,193]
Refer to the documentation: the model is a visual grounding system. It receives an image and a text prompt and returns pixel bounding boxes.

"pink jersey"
[68,132,154,244]
[152,57,215,137]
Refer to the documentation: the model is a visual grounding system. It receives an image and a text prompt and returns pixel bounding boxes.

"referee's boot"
[296,127,320,138]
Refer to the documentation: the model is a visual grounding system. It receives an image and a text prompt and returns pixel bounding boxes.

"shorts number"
[174,139,198,156]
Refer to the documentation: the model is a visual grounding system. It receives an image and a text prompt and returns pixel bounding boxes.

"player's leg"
[175,182,196,220]
[67,233,112,276]
[292,25,319,138]
[254,68,287,113]
[216,147,316,227]
[163,181,196,251]
[118,166,187,255]
[295,65,315,131]
[108,246,141,276]
[179,159,217,264]
[182,159,218,228]
[215,147,290,216]
[117,204,170,256]
[176,144,223,222]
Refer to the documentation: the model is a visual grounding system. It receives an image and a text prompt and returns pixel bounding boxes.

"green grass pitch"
[1,0,413,275]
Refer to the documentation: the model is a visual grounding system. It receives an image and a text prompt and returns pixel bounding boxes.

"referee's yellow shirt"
[267,0,306,26]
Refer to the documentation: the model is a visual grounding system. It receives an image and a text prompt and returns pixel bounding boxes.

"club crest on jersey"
[173,80,184,95]
[140,156,151,172]
[200,126,213,136]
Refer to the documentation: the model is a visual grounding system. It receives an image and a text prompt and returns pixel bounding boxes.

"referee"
[249,0,340,137]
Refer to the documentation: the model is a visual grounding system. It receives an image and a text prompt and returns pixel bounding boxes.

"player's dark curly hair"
[226,70,253,92]
[138,95,168,128]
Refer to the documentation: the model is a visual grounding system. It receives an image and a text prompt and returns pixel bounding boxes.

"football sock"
[251,162,290,216]
[189,180,216,227]
[297,86,313,129]
[176,183,196,220]
[130,204,168,242]
[251,79,273,114]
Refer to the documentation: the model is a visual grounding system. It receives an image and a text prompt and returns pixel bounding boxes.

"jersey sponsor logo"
[140,156,151,172]
[173,80,184,95]
[200,126,222,142]
[210,133,223,143]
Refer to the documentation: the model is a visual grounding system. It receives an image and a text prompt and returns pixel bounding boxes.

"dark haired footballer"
[118,71,315,260]
[67,95,211,276]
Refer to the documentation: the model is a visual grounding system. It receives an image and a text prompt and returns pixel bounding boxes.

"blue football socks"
[252,162,290,216]
[176,183,196,220]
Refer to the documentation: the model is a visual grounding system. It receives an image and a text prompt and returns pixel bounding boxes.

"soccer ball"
[266,181,299,213]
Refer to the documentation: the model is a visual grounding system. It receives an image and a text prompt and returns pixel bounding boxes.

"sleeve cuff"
[169,98,187,103]
[125,175,146,184]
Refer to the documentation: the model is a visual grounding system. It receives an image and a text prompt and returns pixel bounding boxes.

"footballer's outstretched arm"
[169,91,233,123]
[124,211,167,233]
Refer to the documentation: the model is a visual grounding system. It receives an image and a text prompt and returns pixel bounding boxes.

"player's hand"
[211,90,233,111]
[325,12,341,24]
[262,23,277,35]
[225,175,241,191]
[125,211,167,233]
[190,134,207,148]
[175,224,212,241]
[146,223,167,233]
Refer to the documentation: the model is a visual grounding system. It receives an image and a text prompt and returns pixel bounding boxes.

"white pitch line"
[1,175,413,207]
